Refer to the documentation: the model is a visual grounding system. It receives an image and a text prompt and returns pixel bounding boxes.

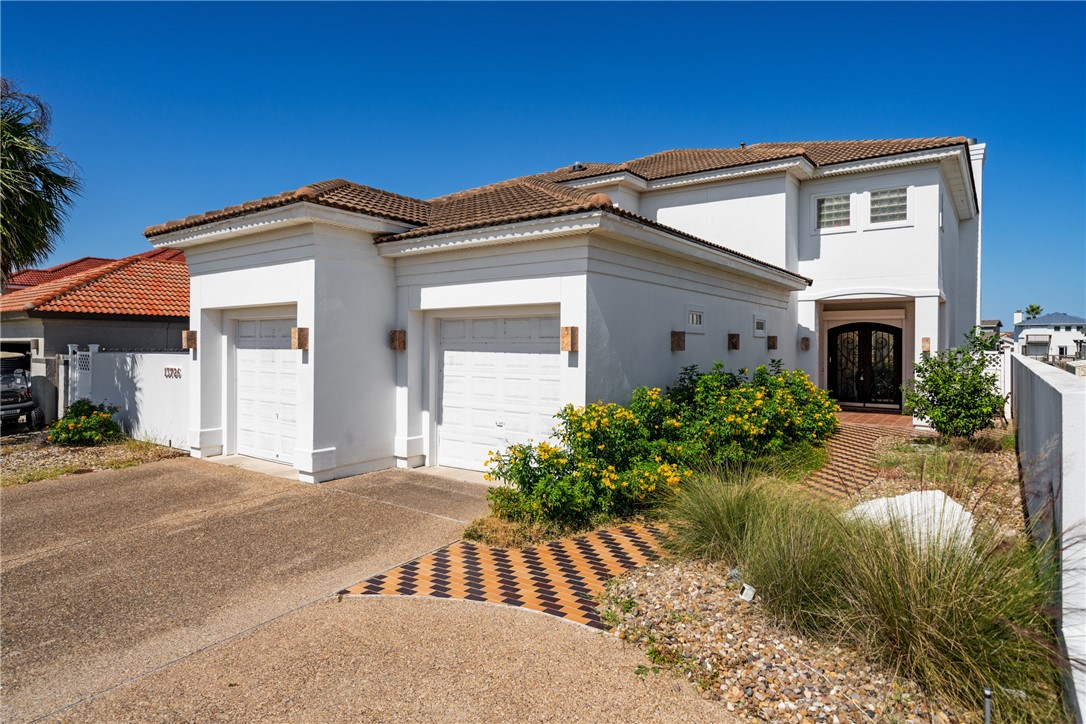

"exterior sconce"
[800,336,810,352]
[390,329,407,351]
[560,326,578,352]
[671,331,686,352]
[767,335,778,351]
[728,333,740,351]
[181,330,197,350]
[291,327,309,351]
[922,337,931,353]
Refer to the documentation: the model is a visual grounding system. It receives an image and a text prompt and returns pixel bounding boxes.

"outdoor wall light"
[181,330,197,350]
[560,326,578,352]
[922,336,931,353]
[728,333,740,351]
[671,331,686,352]
[800,336,810,352]
[767,335,778,351]
[291,327,309,351]
[390,329,406,351]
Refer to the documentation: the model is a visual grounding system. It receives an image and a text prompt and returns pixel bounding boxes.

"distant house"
[979,318,1002,338]
[1012,311,1086,359]
[145,136,985,482]
[0,249,189,419]
[3,256,115,292]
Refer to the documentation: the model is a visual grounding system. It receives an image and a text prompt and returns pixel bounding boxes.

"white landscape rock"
[848,490,974,549]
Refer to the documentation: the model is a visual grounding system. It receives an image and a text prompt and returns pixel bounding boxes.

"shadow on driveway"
[1,458,488,721]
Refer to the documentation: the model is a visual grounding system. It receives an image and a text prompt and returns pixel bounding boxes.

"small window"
[686,306,705,334]
[870,187,908,223]
[816,194,850,228]
[753,317,767,338]
[1059,346,1068,356]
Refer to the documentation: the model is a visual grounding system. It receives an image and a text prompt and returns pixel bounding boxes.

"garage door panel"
[438,315,563,471]
[235,318,298,465]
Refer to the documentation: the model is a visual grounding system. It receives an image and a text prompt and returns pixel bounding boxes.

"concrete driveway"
[1,458,724,722]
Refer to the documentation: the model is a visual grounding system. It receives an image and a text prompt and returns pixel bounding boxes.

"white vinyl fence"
[1012,353,1086,719]
[984,348,1013,420]
[67,345,189,449]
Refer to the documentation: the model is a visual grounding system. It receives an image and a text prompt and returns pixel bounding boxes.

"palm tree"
[1,78,81,285]
[1024,304,1044,320]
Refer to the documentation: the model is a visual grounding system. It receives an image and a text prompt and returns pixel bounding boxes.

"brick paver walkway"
[341,524,667,630]
[345,415,919,629]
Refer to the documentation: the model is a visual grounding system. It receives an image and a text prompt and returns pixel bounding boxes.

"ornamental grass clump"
[47,397,122,446]
[484,363,838,528]
[665,470,1069,720]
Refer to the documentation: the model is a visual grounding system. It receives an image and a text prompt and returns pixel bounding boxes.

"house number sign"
[164,367,183,379]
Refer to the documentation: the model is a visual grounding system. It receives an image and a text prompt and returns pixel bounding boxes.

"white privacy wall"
[1012,354,1086,715]
[69,349,189,449]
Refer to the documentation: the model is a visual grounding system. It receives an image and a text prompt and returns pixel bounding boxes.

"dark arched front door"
[828,323,902,408]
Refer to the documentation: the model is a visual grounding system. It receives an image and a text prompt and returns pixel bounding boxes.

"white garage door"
[438,316,562,471]
[236,319,298,464]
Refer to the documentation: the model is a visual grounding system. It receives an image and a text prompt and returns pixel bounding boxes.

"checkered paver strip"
[341,525,667,630]
[804,423,909,499]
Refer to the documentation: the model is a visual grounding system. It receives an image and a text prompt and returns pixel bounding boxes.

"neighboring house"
[0,249,188,419]
[979,318,1002,340]
[3,256,115,292]
[144,136,984,482]
[1013,311,1086,360]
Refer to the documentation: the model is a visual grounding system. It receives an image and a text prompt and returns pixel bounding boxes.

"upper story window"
[870,187,908,224]
[816,195,851,229]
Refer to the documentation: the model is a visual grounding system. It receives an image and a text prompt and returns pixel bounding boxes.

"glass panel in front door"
[835,330,861,403]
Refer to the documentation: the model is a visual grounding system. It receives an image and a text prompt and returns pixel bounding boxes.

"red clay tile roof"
[144,178,431,237]
[1,256,188,317]
[7,256,115,288]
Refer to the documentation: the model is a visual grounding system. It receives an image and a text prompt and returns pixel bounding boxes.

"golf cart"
[1,350,45,431]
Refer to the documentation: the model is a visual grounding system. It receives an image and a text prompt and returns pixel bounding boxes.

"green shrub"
[485,364,838,528]
[665,471,1067,719]
[903,330,1005,439]
[48,398,122,446]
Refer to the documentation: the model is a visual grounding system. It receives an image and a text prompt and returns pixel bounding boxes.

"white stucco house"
[144,136,984,482]
[1013,311,1086,360]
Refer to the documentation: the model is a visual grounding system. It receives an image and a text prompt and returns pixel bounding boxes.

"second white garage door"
[236,318,298,464]
[438,316,562,471]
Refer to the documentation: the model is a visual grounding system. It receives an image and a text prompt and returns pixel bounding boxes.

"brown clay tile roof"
[1,256,188,317]
[379,176,612,241]
[133,247,187,263]
[144,179,431,237]
[539,137,969,183]
[143,137,969,262]
[7,256,115,288]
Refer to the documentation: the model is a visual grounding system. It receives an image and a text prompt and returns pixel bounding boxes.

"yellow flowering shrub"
[485,362,839,527]
[47,398,122,446]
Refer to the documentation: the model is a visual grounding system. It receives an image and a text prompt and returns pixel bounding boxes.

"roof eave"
[146,202,416,249]
[376,209,809,291]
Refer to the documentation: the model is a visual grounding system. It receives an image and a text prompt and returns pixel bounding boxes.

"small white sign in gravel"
[848,490,974,549]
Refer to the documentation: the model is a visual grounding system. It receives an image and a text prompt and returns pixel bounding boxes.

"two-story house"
[1013,311,1086,360]
[145,137,983,482]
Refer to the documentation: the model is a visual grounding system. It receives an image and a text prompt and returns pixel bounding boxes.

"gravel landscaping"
[601,561,963,723]
[0,430,183,486]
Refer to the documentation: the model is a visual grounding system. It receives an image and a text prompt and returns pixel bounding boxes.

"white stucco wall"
[640,175,790,269]
[584,238,796,403]
[391,237,591,468]
[182,220,398,482]
[797,167,942,298]
[1012,354,1086,715]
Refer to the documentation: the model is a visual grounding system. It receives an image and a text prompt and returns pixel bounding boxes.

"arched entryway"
[828,323,903,409]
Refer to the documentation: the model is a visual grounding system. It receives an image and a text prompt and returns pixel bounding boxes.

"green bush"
[48,398,122,446]
[484,364,838,528]
[665,472,1067,720]
[903,331,1005,439]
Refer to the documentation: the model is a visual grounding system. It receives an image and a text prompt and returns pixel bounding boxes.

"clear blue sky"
[3,1,1083,323]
